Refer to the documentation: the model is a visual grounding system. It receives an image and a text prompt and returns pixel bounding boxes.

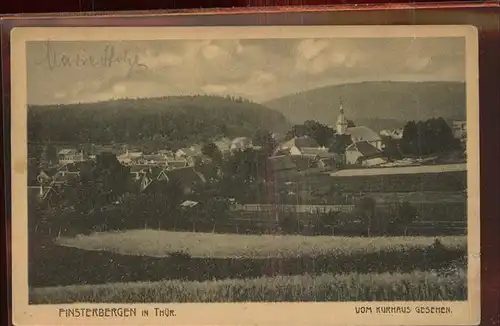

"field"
[31,230,468,303]
[329,163,467,177]
[55,230,466,259]
[305,170,466,193]
[31,269,466,304]
[365,191,465,204]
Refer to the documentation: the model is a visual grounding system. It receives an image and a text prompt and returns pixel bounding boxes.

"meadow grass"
[30,269,466,304]
[55,230,466,259]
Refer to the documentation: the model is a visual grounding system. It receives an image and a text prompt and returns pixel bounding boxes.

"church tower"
[336,98,348,135]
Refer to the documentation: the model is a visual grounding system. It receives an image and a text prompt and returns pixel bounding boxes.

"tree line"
[28,95,288,152]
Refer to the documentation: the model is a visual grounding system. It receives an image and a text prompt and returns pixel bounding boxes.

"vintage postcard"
[10,25,480,326]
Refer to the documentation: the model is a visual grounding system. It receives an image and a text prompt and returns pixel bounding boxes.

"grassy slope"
[30,270,466,304]
[55,230,466,259]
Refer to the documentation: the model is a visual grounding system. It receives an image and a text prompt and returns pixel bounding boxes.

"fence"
[233,204,355,214]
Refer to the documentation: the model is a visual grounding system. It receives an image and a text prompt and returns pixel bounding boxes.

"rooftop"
[346,126,381,143]
[346,141,381,157]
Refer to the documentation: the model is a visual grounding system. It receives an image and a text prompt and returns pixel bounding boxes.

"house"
[230,137,253,152]
[299,147,335,158]
[52,172,81,185]
[180,200,200,208]
[140,154,169,166]
[28,164,57,203]
[175,148,201,164]
[57,149,87,165]
[161,167,207,194]
[58,161,92,173]
[117,150,143,165]
[274,136,322,156]
[89,145,125,159]
[452,121,467,141]
[166,159,189,169]
[190,144,203,154]
[129,165,153,181]
[213,137,232,155]
[157,149,174,156]
[28,185,58,204]
[345,126,384,151]
[34,168,59,184]
[317,157,337,170]
[380,128,404,140]
[345,141,386,166]
[140,166,206,195]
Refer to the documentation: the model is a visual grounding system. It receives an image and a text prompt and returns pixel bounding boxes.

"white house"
[275,136,322,156]
[452,121,467,142]
[345,141,386,166]
[230,137,253,152]
[175,148,201,164]
[117,150,143,165]
[213,137,232,154]
[57,149,87,165]
[380,128,404,140]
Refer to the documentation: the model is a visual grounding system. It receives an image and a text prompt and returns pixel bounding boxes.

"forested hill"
[264,81,466,128]
[28,95,289,148]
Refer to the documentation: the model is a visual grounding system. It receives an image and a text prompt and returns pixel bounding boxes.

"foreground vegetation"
[30,269,466,304]
[56,230,466,259]
[31,233,466,287]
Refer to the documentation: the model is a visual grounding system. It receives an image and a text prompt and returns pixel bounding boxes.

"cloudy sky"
[26,37,465,105]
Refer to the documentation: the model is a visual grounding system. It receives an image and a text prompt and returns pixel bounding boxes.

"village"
[27,101,468,237]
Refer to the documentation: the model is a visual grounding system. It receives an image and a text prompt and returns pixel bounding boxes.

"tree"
[401,118,458,156]
[67,154,130,214]
[354,197,376,236]
[381,136,403,159]
[200,197,230,233]
[202,142,223,165]
[286,120,336,147]
[252,129,278,156]
[40,143,58,167]
[329,134,353,154]
[27,95,288,146]
[387,201,418,236]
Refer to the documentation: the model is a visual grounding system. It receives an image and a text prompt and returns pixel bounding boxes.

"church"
[335,99,384,151]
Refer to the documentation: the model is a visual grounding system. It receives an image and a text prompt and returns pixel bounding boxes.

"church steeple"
[336,97,348,135]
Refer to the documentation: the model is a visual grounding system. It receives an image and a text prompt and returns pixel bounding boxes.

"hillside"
[263,81,466,130]
[28,95,288,149]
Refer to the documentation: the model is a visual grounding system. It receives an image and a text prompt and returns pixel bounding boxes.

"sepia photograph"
[11,25,480,326]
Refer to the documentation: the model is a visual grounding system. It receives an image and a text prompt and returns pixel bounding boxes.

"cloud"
[54,91,66,99]
[27,37,466,105]
[294,40,365,75]
[141,52,183,68]
[112,83,127,95]
[202,44,228,60]
[201,84,228,94]
[296,39,330,60]
[406,56,433,71]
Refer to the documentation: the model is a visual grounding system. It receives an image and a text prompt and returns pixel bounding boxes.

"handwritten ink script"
[37,40,148,75]
[58,307,176,318]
